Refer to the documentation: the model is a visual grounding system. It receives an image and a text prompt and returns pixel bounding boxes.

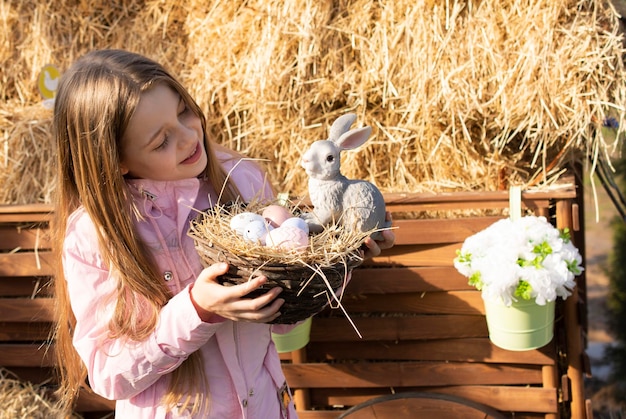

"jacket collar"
[126,178,201,226]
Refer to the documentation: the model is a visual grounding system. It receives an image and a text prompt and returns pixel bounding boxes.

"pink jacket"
[62,155,298,418]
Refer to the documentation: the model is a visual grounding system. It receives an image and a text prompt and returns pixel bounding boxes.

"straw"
[0,368,83,419]
[2,0,625,205]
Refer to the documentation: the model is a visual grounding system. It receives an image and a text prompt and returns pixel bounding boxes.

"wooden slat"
[283,362,543,388]
[310,315,487,342]
[320,395,503,419]
[305,338,556,365]
[0,226,51,251]
[392,216,502,245]
[349,266,472,293]
[0,367,55,385]
[431,386,557,414]
[0,204,53,223]
[306,386,557,414]
[0,276,52,297]
[0,322,51,341]
[297,411,343,419]
[382,185,574,212]
[338,290,485,315]
[0,251,54,277]
[367,243,461,267]
[1,343,54,367]
[0,297,55,322]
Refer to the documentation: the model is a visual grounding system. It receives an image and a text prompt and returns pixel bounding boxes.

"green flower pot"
[271,317,312,353]
[484,298,555,351]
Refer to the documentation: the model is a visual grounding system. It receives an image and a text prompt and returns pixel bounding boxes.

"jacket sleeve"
[62,209,224,400]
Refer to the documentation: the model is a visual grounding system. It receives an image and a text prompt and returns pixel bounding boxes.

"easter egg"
[262,205,292,228]
[280,217,310,235]
[230,212,265,235]
[243,220,273,244]
[266,226,309,251]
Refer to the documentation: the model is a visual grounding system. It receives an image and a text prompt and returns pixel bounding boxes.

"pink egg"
[262,205,292,228]
[266,226,309,251]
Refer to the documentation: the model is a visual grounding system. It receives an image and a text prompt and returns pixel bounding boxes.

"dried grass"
[1,0,626,204]
[0,368,81,419]
[0,104,54,204]
[188,199,371,267]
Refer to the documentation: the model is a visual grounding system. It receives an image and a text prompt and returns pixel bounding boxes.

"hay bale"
[0,103,55,205]
[1,0,625,204]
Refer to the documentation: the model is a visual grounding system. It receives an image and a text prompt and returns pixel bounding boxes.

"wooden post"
[556,198,586,419]
[291,347,310,411]
[542,364,559,419]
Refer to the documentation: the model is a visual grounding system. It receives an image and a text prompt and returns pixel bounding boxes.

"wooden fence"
[0,180,590,418]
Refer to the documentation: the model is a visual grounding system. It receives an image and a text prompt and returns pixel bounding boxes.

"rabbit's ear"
[328,113,357,141]
[335,126,372,151]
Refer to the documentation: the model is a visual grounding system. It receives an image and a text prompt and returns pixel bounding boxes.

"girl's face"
[120,83,207,181]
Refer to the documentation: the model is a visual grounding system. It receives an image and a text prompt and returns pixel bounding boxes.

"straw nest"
[0,368,81,419]
[188,200,372,323]
[2,0,626,205]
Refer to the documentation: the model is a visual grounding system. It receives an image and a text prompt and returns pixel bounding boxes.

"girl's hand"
[190,263,284,323]
[361,211,395,259]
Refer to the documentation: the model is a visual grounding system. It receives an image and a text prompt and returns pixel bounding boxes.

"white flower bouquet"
[454,215,584,306]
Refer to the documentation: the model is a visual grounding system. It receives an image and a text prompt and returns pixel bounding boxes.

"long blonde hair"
[52,49,239,414]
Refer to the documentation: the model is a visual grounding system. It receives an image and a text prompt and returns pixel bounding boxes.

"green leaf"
[455,250,472,264]
[514,280,533,300]
[533,240,552,258]
[468,272,483,290]
[566,259,581,275]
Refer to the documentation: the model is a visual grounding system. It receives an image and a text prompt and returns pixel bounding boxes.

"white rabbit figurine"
[300,113,390,240]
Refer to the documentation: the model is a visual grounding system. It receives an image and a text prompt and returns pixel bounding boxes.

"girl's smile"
[181,142,202,165]
[120,83,207,181]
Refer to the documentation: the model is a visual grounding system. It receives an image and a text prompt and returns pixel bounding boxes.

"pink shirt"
[62,155,298,418]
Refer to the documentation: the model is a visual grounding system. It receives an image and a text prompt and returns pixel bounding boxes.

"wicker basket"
[188,204,365,324]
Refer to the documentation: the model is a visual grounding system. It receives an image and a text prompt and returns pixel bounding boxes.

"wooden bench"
[0,181,590,418]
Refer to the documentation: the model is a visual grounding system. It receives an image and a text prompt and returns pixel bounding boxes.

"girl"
[52,49,394,418]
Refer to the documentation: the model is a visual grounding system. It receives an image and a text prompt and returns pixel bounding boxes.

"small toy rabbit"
[300,113,390,240]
